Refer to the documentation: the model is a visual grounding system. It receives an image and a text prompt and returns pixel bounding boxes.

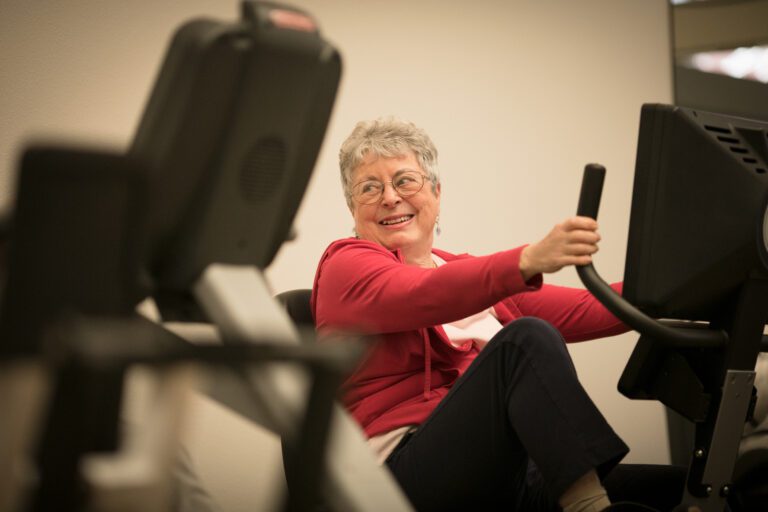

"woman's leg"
[385,317,628,512]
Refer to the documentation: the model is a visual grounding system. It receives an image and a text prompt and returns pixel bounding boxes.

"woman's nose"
[380,182,402,205]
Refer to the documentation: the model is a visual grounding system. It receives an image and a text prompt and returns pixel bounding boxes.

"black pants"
[385,317,684,511]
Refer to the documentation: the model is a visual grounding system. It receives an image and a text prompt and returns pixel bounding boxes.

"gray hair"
[339,117,440,209]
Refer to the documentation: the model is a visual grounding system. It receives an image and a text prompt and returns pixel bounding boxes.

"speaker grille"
[240,137,286,203]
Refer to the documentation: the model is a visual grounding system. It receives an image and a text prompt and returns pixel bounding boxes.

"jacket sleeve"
[510,282,628,342]
[313,239,540,334]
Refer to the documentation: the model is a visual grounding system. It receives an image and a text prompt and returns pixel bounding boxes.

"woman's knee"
[493,317,571,361]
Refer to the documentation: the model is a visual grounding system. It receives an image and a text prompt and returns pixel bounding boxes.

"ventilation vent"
[239,137,286,203]
[702,122,768,177]
[705,124,732,135]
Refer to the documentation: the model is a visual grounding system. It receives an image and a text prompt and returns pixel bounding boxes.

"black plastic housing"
[623,104,768,321]
[130,2,341,290]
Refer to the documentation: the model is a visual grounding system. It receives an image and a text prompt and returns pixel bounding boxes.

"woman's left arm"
[510,282,629,342]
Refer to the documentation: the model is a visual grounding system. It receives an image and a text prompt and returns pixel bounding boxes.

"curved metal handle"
[575,164,727,349]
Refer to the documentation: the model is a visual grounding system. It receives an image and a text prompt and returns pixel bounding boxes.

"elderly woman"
[311,118,683,512]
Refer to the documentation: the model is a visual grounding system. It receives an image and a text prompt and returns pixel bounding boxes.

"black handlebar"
[577,163,606,219]
[575,164,727,349]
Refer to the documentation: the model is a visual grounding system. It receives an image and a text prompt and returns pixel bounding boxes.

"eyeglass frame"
[350,171,433,205]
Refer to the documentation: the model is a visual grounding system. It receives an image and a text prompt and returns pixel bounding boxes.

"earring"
[435,216,441,236]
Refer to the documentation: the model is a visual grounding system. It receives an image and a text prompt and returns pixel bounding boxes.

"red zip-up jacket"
[311,238,626,438]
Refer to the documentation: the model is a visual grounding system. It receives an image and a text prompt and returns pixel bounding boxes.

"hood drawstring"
[422,329,431,399]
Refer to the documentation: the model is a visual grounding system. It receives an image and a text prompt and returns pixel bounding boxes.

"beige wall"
[0,1,673,510]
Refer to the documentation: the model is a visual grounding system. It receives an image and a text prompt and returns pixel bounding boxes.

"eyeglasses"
[351,171,429,205]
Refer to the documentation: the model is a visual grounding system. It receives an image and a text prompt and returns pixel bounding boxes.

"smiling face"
[350,151,440,264]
